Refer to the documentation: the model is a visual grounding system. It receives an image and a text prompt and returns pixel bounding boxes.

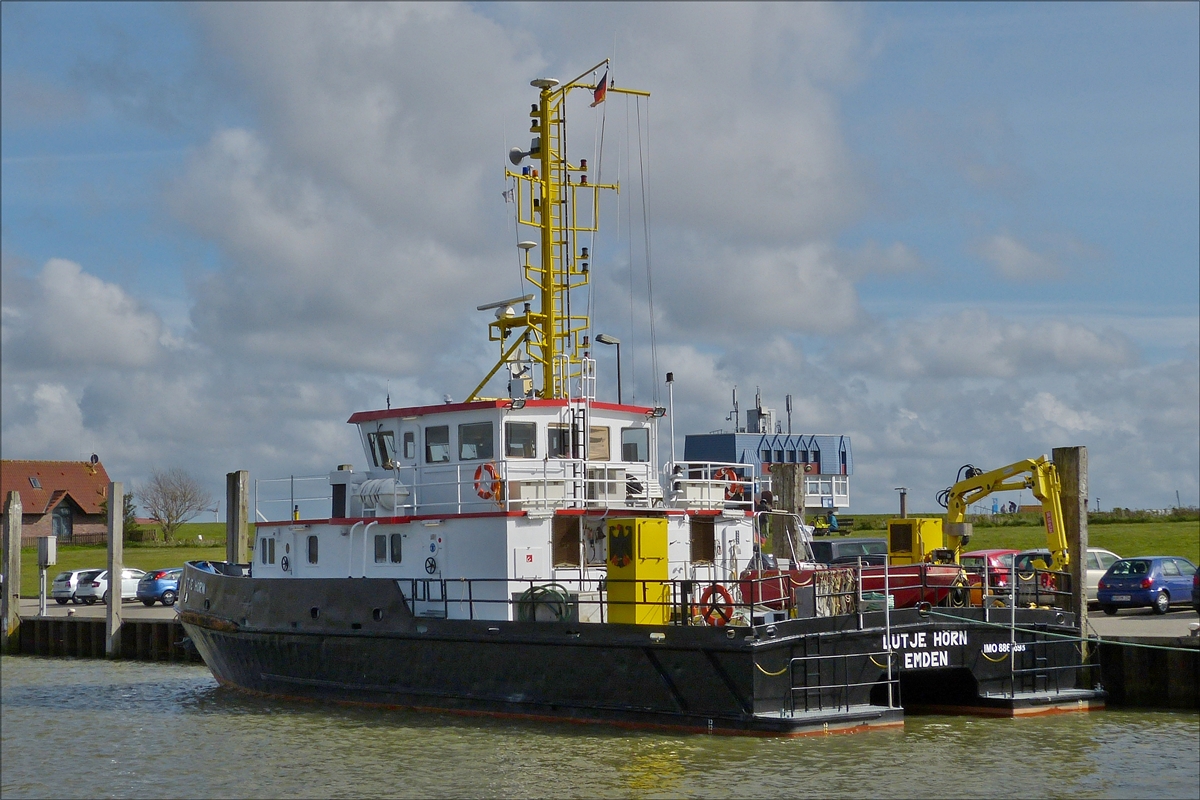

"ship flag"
[590,71,608,107]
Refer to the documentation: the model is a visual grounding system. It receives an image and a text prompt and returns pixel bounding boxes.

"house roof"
[0,460,112,515]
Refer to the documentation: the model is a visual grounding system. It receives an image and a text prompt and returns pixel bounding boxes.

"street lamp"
[595,333,622,404]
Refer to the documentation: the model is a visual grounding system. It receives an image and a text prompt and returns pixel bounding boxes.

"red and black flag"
[590,70,608,107]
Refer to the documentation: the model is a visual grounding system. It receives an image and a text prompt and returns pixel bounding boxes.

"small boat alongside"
[180,61,1103,735]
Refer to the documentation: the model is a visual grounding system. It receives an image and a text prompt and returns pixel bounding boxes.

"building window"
[620,428,650,462]
[29,476,42,489]
[374,534,388,563]
[588,426,610,461]
[458,422,494,461]
[506,422,537,458]
[403,431,416,460]
[775,450,784,463]
[52,503,72,541]
[425,426,450,463]
[307,535,318,564]
[390,533,403,563]
[761,449,771,463]
[548,425,571,458]
[368,431,396,467]
[786,450,796,463]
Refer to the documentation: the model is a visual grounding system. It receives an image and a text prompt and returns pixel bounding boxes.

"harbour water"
[2,656,1197,799]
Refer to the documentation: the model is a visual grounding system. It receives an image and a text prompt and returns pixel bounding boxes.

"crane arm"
[944,455,1068,571]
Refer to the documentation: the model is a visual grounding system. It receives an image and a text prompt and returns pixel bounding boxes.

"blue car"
[136,568,183,606]
[1096,557,1197,616]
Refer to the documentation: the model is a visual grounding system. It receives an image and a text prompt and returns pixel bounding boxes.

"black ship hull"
[179,564,1103,735]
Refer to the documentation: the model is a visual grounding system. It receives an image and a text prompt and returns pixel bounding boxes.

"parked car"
[136,568,182,606]
[960,549,1021,595]
[50,569,94,605]
[1013,547,1122,601]
[1192,570,1200,614]
[75,568,146,605]
[1096,557,1198,615]
[808,537,888,566]
[68,570,106,605]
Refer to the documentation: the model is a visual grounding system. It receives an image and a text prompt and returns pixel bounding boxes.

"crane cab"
[887,517,969,565]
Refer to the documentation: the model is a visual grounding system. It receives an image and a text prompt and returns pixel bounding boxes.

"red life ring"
[474,462,501,500]
[714,467,744,501]
[697,584,734,627]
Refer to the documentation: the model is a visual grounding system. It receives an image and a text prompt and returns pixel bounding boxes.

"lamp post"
[595,333,622,404]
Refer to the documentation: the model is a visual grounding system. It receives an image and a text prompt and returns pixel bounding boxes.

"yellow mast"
[467,61,649,401]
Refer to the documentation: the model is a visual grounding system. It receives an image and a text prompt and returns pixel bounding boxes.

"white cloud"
[976,232,1065,280]
[837,309,1137,379]
[3,258,166,369]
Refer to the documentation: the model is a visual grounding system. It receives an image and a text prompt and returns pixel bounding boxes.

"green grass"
[850,515,1198,560]
[15,522,257,598]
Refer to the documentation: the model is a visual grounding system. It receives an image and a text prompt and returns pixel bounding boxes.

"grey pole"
[2,491,22,654]
[226,470,250,566]
[106,482,124,658]
[1052,446,1089,674]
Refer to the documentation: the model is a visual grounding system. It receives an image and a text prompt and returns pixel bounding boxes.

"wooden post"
[106,482,124,658]
[771,464,802,561]
[1053,446,1089,671]
[2,491,21,654]
[226,470,250,565]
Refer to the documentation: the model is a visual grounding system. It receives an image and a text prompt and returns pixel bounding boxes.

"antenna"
[386,380,390,410]
[785,394,793,434]
[726,386,740,432]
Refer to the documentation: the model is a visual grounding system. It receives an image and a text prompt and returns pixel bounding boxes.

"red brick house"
[0,460,112,546]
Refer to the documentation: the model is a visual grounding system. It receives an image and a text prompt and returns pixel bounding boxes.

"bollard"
[2,491,21,653]
[226,470,250,566]
[1053,446,1089,674]
[106,482,124,658]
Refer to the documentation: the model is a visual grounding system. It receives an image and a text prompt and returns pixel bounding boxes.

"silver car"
[74,568,146,605]
[50,569,94,605]
[1014,547,1121,602]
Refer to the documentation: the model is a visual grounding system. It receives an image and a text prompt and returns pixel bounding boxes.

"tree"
[137,468,213,542]
[99,492,141,540]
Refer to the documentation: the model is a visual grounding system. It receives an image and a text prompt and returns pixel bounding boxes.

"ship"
[179,61,1104,735]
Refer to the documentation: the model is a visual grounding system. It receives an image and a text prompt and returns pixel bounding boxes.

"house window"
[390,533,403,563]
[588,426,610,461]
[368,431,396,467]
[307,535,319,564]
[458,422,494,461]
[29,476,41,489]
[786,450,796,463]
[761,449,771,463]
[52,503,73,541]
[775,450,784,463]
[506,422,537,458]
[374,534,388,563]
[425,426,450,463]
[403,431,416,460]
[620,428,649,462]
[548,425,571,458]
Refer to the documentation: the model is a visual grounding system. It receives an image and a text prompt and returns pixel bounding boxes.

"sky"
[2,2,1197,517]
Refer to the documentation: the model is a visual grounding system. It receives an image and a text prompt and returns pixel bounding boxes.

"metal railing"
[254,475,332,523]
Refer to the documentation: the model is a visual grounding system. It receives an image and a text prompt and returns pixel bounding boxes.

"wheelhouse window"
[374,534,387,563]
[260,537,276,565]
[307,535,318,564]
[402,431,416,460]
[458,422,494,461]
[548,425,571,458]
[425,426,450,463]
[588,426,610,461]
[368,430,396,467]
[390,533,403,563]
[620,428,650,462]
[506,422,537,458]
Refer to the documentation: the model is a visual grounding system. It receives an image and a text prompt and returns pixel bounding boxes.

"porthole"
[372,608,383,621]
[310,606,320,620]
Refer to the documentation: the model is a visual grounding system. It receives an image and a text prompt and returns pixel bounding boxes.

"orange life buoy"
[474,462,501,500]
[696,584,734,627]
[714,467,744,501]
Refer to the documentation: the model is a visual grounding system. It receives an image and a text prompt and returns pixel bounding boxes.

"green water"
[2,656,1197,798]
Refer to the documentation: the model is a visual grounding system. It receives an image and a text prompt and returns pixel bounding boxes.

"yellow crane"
[887,455,1068,572]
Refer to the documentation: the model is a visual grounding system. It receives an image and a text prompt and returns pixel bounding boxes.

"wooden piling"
[1053,446,1089,671]
[106,482,124,658]
[3,491,21,654]
[226,470,250,565]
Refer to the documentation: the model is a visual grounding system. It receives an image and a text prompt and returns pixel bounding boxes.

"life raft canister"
[474,462,501,500]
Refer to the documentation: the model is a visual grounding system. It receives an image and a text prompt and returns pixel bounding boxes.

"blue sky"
[2,2,1197,514]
